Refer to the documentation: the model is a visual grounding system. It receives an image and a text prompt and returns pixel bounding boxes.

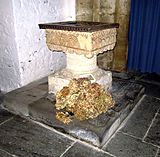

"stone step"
[28,79,144,147]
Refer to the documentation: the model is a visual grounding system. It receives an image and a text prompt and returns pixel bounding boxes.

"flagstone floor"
[0,72,160,157]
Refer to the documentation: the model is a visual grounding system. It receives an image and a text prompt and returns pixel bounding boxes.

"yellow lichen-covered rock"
[55,78,114,124]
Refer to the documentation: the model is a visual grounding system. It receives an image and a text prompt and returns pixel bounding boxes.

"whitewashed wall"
[0,0,76,92]
[0,0,21,92]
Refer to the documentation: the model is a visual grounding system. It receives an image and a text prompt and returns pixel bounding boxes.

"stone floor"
[0,72,160,157]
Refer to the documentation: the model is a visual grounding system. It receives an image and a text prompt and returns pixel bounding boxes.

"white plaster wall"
[0,0,75,92]
[12,0,76,86]
[0,0,21,92]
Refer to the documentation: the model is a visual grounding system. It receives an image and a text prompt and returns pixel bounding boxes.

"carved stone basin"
[39,21,119,58]
[39,21,119,93]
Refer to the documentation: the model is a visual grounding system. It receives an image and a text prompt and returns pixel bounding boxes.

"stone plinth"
[2,74,145,147]
[39,21,119,93]
[29,79,144,147]
[48,68,112,94]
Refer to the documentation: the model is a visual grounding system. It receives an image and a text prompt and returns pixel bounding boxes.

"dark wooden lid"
[39,21,119,32]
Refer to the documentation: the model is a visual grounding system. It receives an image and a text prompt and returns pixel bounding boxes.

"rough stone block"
[48,68,112,93]
[2,79,48,116]
[97,51,113,70]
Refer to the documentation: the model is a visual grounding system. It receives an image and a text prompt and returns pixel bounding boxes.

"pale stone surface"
[66,53,98,74]
[46,28,117,58]
[3,78,48,116]
[48,50,111,91]
[48,68,112,93]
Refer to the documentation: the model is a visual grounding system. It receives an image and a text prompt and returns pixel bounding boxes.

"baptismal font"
[39,21,119,123]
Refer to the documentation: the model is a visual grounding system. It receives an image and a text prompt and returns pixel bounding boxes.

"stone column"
[66,53,98,74]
